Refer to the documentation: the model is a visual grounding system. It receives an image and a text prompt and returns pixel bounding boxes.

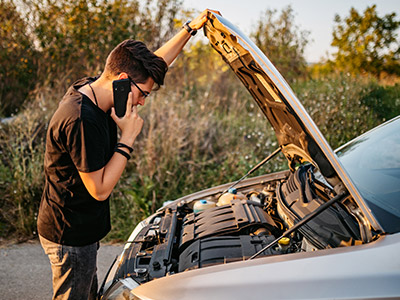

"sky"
[182,0,400,63]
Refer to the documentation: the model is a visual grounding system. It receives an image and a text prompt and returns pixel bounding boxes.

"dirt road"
[0,240,123,299]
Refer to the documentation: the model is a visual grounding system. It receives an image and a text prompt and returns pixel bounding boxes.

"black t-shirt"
[37,77,117,246]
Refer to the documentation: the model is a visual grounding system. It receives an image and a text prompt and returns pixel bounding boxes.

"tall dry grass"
[1,69,399,242]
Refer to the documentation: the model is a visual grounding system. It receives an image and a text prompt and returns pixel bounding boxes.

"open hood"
[204,12,381,233]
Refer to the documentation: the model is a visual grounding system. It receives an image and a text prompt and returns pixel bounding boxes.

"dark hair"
[105,39,168,89]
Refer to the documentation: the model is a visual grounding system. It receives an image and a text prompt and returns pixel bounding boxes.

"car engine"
[112,164,362,285]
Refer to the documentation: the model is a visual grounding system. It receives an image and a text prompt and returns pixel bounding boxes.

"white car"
[99,11,400,300]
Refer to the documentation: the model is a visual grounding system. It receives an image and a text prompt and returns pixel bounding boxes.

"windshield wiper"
[222,147,281,194]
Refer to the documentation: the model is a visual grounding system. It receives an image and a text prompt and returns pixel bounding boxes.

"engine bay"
[113,164,362,285]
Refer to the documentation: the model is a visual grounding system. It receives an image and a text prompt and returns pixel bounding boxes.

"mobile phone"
[113,78,131,117]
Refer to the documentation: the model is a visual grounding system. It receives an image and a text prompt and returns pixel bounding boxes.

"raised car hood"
[204,12,381,234]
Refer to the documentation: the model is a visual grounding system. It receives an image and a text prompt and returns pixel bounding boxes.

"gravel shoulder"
[0,239,123,300]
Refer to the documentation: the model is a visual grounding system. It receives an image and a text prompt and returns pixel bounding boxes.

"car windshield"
[336,116,400,233]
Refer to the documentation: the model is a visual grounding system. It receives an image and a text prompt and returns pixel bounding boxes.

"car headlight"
[101,277,140,300]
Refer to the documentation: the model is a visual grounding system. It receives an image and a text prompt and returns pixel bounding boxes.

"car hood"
[203,12,381,234]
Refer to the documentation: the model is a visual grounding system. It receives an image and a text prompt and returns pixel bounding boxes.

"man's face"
[131,77,154,106]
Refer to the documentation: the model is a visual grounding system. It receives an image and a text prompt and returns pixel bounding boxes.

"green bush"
[0,0,37,117]
[360,83,400,121]
[0,79,63,240]
[30,0,182,81]
[0,100,48,238]
[292,74,385,149]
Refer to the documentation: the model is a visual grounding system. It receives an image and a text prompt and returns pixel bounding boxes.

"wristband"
[116,142,133,153]
[183,20,197,36]
[115,148,131,160]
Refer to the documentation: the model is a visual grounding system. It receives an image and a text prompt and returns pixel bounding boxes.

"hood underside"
[203,12,380,232]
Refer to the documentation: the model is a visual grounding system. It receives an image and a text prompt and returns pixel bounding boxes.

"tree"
[331,5,400,77]
[0,0,37,117]
[251,5,310,81]
[0,0,184,116]
[26,0,182,80]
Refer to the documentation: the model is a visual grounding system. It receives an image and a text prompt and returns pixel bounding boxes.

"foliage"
[0,2,399,242]
[29,0,136,77]
[293,74,389,148]
[360,83,400,121]
[331,5,400,77]
[0,94,52,238]
[27,0,182,81]
[0,75,71,240]
[251,5,310,81]
[0,0,183,118]
[0,0,37,116]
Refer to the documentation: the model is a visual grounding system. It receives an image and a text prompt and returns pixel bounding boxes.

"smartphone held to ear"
[113,78,131,117]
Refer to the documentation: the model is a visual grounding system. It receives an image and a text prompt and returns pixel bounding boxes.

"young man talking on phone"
[37,10,213,300]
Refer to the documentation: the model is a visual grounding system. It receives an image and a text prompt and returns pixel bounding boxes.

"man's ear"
[117,72,128,80]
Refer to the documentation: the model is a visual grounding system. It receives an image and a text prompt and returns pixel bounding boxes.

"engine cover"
[180,200,277,251]
[179,235,279,272]
[114,200,279,284]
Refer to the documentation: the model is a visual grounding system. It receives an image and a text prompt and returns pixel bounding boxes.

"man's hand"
[189,9,221,31]
[110,91,143,147]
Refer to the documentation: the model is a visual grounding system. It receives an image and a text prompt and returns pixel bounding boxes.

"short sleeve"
[65,119,107,173]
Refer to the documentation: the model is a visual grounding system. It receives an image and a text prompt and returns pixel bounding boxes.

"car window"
[337,116,400,233]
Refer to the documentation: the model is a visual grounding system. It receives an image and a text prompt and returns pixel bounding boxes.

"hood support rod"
[222,147,281,194]
[248,191,348,260]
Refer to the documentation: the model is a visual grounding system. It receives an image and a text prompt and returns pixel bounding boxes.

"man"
[37,10,211,300]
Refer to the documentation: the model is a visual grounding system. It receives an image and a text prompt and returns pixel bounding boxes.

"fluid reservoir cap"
[278,237,290,245]
[194,199,216,213]
[228,188,237,194]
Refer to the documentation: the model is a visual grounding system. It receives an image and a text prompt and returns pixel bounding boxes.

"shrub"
[0,100,48,238]
[0,0,37,117]
[360,83,400,122]
[292,74,384,149]
[0,81,61,240]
